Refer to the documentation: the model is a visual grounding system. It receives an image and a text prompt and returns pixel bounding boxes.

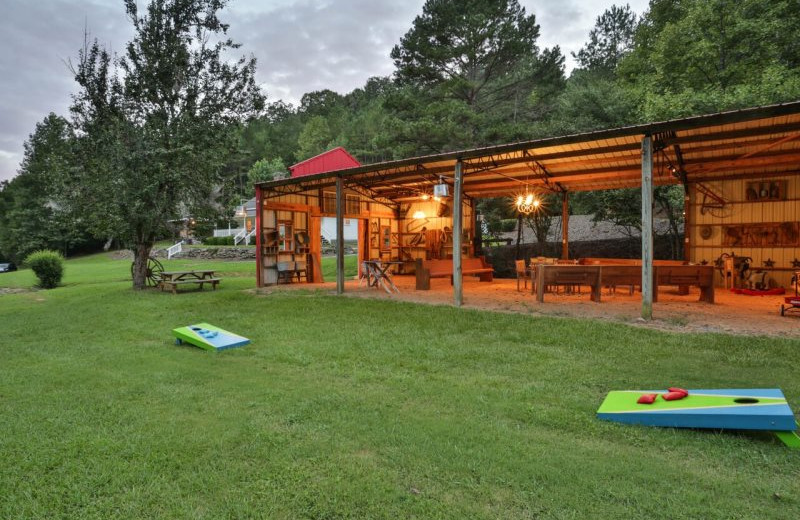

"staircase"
[166,241,183,259]
[233,228,256,245]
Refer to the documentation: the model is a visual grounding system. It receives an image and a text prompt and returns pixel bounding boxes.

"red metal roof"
[289,147,361,178]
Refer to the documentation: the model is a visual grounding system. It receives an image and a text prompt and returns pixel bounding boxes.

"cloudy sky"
[0,0,650,182]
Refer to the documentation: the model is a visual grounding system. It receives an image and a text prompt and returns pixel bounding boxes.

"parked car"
[0,262,17,273]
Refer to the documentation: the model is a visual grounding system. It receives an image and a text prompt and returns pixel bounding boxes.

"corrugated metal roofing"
[258,101,800,200]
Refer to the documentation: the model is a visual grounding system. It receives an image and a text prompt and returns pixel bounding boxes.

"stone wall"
[153,247,256,260]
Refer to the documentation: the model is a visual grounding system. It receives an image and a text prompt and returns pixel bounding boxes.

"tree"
[387,0,565,152]
[621,0,800,120]
[61,0,264,288]
[0,114,98,263]
[247,157,287,185]
[295,115,335,161]
[573,4,638,75]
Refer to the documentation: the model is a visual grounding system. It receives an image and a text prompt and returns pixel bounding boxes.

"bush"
[24,250,64,289]
[202,236,235,246]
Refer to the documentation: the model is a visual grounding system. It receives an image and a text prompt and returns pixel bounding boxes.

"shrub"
[24,250,64,289]
[202,236,235,246]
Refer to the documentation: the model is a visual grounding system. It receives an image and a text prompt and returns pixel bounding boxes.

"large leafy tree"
[0,114,98,263]
[621,0,800,119]
[387,0,565,153]
[62,0,264,288]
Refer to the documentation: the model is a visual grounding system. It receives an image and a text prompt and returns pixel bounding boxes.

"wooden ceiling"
[257,101,800,203]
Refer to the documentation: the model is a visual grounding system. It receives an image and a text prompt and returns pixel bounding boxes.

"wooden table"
[362,260,402,293]
[159,270,221,294]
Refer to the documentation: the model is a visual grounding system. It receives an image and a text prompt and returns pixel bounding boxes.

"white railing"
[233,228,248,245]
[213,228,244,238]
[244,228,256,245]
[167,241,183,259]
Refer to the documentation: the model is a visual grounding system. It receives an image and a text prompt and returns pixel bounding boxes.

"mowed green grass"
[1,254,798,519]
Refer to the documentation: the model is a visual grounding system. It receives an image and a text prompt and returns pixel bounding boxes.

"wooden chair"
[515,259,529,291]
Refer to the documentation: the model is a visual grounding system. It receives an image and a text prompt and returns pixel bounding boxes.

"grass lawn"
[1,253,798,519]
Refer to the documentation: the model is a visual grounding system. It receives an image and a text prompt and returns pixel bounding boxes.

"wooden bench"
[578,258,691,294]
[160,278,221,294]
[415,257,494,290]
[534,264,714,303]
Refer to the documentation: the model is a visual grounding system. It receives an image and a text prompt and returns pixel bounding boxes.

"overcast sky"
[0,0,650,182]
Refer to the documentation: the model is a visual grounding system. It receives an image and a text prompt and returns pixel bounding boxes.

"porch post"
[683,184,691,263]
[561,191,569,260]
[453,159,464,307]
[641,135,654,319]
[336,175,345,294]
[255,185,262,288]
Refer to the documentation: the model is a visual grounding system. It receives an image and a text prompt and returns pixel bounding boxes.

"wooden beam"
[561,192,569,260]
[641,135,654,320]
[336,176,344,294]
[453,160,464,307]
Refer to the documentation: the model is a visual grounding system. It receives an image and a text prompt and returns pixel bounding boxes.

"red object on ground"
[730,288,785,296]
[668,387,689,396]
[637,393,658,404]
[662,391,689,401]
[289,147,361,178]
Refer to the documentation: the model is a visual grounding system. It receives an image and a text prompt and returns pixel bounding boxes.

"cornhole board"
[172,323,250,352]
[597,389,800,448]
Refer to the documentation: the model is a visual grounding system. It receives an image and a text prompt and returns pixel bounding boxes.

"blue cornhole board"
[172,322,250,352]
[597,388,800,448]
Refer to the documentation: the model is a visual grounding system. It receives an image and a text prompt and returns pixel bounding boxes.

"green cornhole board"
[172,323,250,352]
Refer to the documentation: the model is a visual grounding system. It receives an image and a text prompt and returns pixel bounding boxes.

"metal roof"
[256,101,800,201]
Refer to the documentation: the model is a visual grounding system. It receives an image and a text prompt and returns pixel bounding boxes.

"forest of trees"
[2,0,800,271]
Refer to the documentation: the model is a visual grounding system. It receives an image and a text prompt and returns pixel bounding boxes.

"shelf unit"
[261,210,309,285]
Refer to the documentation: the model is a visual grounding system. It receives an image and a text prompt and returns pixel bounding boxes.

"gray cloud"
[0,0,649,182]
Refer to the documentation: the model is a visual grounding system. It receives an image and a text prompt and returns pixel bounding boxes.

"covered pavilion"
[254,101,800,319]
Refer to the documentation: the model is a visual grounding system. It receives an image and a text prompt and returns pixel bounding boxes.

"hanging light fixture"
[515,190,540,214]
[515,165,541,214]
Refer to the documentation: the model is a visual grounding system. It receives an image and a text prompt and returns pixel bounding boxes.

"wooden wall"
[687,174,800,287]
[259,189,475,284]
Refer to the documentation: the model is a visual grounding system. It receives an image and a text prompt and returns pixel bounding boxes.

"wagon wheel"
[130,257,165,287]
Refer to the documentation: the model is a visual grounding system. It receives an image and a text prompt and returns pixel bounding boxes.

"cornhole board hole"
[597,389,800,449]
[172,323,250,352]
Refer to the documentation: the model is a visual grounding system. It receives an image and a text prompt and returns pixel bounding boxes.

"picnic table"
[361,260,402,293]
[159,270,221,294]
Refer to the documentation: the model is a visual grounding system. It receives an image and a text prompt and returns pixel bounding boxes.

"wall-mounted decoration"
[700,226,713,240]
[745,180,786,201]
[381,226,391,251]
[722,221,800,247]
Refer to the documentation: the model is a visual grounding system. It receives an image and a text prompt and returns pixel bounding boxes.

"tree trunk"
[131,242,153,290]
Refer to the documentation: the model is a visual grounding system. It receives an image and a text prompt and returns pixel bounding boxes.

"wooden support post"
[336,176,345,294]
[453,160,463,307]
[473,201,482,256]
[255,186,262,288]
[641,135,654,319]
[683,184,691,263]
[561,191,569,260]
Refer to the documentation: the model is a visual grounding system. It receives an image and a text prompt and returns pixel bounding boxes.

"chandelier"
[515,191,540,214]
